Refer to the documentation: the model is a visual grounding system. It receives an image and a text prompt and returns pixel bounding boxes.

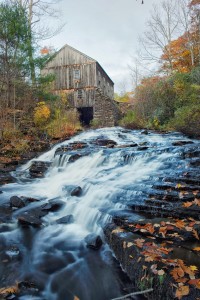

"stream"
[0,127,199,300]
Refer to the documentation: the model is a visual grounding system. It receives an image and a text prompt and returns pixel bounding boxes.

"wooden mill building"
[41,44,119,126]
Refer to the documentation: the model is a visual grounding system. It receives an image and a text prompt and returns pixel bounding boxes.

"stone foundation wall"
[93,89,120,127]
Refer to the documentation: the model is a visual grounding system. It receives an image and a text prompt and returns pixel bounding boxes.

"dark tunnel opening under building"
[77,107,93,126]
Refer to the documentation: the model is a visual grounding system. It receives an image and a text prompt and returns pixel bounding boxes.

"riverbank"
[0,130,83,185]
[0,128,200,299]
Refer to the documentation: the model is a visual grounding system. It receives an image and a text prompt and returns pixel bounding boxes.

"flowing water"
[0,127,199,300]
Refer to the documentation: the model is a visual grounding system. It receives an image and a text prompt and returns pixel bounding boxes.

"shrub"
[167,105,200,137]
[120,110,145,129]
[46,109,81,138]
[34,102,50,128]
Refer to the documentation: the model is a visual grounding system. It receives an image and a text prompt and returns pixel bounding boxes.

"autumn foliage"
[33,101,50,128]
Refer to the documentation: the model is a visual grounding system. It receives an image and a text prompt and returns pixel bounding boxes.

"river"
[0,127,199,300]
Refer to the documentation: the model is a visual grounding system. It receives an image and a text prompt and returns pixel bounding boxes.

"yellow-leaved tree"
[34,102,50,129]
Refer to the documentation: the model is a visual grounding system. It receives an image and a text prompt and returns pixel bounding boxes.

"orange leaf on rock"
[0,284,19,296]
[193,247,200,251]
[175,285,189,299]
[134,238,145,248]
[159,226,167,238]
[171,267,185,280]
[193,229,200,240]
[175,220,186,229]
[112,227,125,234]
[188,279,200,289]
[183,202,193,208]
[193,198,200,206]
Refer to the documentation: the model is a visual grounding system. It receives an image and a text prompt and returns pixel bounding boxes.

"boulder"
[93,139,117,147]
[137,146,149,151]
[41,199,64,212]
[172,140,193,146]
[68,154,82,163]
[84,233,103,250]
[70,186,82,197]
[29,161,51,178]
[18,213,42,227]
[10,196,25,209]
[56,215,74,224]
[55,142,88,156]
[141,129,149,135]
[0,171,16,185]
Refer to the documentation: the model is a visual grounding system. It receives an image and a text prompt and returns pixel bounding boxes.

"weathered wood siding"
[96,63,114,99]
[42,45,96,91]
[63,88,96,108]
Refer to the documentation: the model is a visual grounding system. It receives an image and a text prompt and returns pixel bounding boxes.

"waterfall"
[0,127,196,300]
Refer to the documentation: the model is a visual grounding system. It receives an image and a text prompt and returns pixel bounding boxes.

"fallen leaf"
[0,284,19,296]
[183,202,193,208]
[154,224,160,228]
[112,227,124,234]
[185,226,193,232]
[171,267,184,280]
[176,183,182,189]
[174,220,186,229]
[134,238,145,248]
[193,229,200,240]
[190,265,198,272]
[157,269,165,276]
[159,226,167,238]
[193,247,200,251]
[188,279,200,289]
[193,198,200,206]
[127,242,134,248]
[175,285,189,299]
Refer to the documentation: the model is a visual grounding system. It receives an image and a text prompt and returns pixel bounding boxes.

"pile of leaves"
[112,217,200,299]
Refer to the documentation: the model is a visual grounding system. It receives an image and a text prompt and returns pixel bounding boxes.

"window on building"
[74,69,80,80]
[78,89,82,99]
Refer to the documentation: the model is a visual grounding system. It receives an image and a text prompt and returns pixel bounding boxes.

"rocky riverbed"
[0,127,200,300]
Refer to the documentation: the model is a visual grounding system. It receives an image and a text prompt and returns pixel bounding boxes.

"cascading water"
[0,127,198,300]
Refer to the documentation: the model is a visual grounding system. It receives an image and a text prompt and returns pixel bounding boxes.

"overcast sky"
[45,0,160,93]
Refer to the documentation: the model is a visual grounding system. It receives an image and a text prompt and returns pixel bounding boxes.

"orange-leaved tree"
[161,32,199,73]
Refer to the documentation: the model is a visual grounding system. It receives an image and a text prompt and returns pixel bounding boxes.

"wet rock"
[56,215,74,224]
[10,196,25,209]
[84,233,103,250]
[55,142,88,156]
[36,255,66,274]
[21,196,40,205]
[141,129,149,135]
[183,150,200,159]
[5,246,20,259]
[0,204,13,223]
[29,161,51,178]
[137,146,149,151]
[18,213,42,227]
[0,190,3,194]
[93,139,117,147]
[172,140,193,146]
[18,281,38,292]
[0,171,16,185]
[71,186,82,197]
[115,143,138,148]
[42,199,64,212]
[68,153,82,163]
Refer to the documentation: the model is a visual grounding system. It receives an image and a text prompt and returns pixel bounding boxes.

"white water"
[0,127,192,299]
